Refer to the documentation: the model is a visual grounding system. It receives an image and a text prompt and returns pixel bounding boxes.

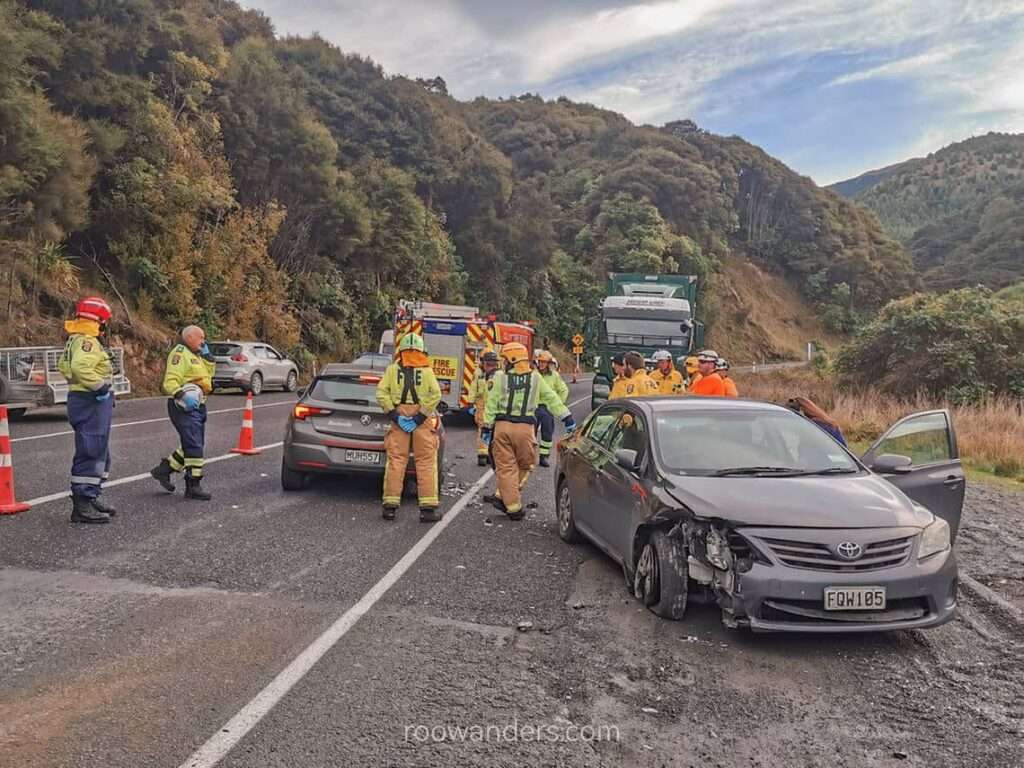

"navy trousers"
[535,404,555,457]
[68,392,113,499]
[167,400,207,477]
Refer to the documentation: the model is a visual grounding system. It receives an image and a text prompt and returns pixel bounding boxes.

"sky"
[239,0,1024,184]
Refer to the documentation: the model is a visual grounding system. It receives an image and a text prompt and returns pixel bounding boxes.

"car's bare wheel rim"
[634,543,658,605]
[557,484,572,535]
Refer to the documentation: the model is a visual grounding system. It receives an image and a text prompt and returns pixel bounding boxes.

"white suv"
[209,341,299,395]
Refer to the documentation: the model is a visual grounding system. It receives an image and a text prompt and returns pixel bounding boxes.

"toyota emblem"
[835,541,863,561]
[360,414,372,426]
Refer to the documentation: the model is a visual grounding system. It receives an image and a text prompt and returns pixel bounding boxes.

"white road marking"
[22,442,285,507]
[567,394,590,409]
[178,468,495,768]
[11,401,293,443]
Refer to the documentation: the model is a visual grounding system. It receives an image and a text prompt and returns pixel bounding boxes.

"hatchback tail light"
[231,353,248,363]
[293,404,331,420]
[358,375,381,384]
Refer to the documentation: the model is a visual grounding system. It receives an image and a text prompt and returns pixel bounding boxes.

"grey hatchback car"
[281,363,446,491]
[555,398,964,633]
[209,341,299,395]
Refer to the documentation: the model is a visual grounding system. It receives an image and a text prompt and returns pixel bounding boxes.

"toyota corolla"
[554,398,964,633]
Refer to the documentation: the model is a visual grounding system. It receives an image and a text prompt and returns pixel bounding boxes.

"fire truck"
[392,301,535,413]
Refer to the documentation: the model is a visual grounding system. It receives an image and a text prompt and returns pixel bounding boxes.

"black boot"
[483,492,500,506]
[477,455,488,467]
[538,455,550,468]
[71,495,109,524]
[90,496,117,517]
[506,506,525,521]
[420,507,442,523]
[382,505,397,521]
[150,459,175,492]
[184,472,212,501]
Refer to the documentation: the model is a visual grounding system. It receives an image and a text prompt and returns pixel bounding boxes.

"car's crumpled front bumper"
[705,526,958,633]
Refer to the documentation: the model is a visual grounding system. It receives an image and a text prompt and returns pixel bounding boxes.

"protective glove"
[198,341,215,362]
[388,409,401,424]
[562,414,577,435]
[481,426,493,446]
[398,415,418,433]
[412,413,427,427]
[467,406,476,416]
[95,391,112,402]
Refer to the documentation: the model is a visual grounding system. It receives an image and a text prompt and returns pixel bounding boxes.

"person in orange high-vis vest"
[716,358,739,397]
[688,350,728,396]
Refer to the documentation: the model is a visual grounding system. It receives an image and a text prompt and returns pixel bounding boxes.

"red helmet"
[75,296,113,323]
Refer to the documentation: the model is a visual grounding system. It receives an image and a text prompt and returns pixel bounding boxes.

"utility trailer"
[0,346,132,417]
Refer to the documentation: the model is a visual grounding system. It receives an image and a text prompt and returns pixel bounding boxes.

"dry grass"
[734,368,1024,479]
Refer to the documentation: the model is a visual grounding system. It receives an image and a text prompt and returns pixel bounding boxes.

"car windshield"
[209,343,241,357]
[603,318,689,347]
[309,375,380,405]
[655,408,859,476]
[350,353,391,369]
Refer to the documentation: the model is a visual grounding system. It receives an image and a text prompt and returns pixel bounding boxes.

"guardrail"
[732,361,810,375]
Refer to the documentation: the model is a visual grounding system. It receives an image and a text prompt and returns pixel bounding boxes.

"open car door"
[861,409,965,541]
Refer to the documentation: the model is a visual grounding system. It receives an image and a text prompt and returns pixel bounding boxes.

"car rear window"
[209,343,242,357]
[310,375,380,405]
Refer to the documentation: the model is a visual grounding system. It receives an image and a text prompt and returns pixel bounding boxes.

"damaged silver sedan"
[554,399,964,632]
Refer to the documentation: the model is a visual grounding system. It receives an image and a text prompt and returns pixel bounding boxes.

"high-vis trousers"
[475,401,488,458]
[382,404,439,509]
[68,391,113,499]
[167,400,207,478]
[535,404,555,458]
[492,421,536,514]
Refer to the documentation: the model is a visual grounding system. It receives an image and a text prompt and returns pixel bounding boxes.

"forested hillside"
[1,0,913,374]
[833,133,1024,292]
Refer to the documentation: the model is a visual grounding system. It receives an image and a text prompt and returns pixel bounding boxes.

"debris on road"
[516,621,534,632]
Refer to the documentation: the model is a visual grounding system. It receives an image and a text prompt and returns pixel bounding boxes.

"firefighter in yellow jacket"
[376,333,443,522]
[59,297,117,524]
[469,349,499,466]
[150,325,216,500]
[649,349,685,395]
[481,343,576,520]
[534,349,569,467]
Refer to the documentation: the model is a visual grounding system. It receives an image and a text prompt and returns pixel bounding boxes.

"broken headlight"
[918,517,950,560]
[704,527,732,570]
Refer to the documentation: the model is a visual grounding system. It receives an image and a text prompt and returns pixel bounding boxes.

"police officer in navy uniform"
[150,325,216,500]
[59,296,117,524]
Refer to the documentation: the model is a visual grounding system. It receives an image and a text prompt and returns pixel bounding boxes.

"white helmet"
[715,358,730,372]
[652,350,672,363]
[175,383,204,412]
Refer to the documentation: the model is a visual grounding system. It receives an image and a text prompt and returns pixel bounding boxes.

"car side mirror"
[871,453,913,475]
[615,448,640,473]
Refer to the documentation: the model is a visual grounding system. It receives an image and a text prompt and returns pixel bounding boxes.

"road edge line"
[177,468,495,768]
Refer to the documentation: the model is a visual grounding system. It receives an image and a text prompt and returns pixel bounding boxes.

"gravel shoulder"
[957,481,1024,611]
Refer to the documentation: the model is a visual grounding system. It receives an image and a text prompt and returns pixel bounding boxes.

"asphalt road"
[1,382,1021,768]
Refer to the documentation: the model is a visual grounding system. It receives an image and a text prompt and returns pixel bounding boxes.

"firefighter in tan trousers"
[468,350,499,466]
[376,332,443,523]
[480,342,576,520]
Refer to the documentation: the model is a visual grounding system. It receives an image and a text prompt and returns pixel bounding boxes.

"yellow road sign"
[572,345,584,355]
[572,333,584,346]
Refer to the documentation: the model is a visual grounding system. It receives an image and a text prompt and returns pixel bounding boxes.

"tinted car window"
[584,408,620,447]
[655,409,857,475]
[872,412,952,465]
[209,343,241,357]
[609,412,647,456]
[309,376,379,406]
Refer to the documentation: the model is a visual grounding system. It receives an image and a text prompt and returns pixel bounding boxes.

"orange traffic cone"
[0,406,30,515]
[230,392,261,455]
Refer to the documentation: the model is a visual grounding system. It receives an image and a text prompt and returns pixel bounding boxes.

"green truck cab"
[588,273,704,408]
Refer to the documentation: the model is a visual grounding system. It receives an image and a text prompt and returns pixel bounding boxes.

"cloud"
[240,0,1024,182]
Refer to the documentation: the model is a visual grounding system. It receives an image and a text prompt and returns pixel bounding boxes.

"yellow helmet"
[684,355,699,374]
[500,342,529,366]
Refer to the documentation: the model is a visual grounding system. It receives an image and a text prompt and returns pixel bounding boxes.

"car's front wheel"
[556,479,581,543]
[633,529,688,620]
[284,370,298,392]
[248,372,263,396]
[281,460,307,491]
